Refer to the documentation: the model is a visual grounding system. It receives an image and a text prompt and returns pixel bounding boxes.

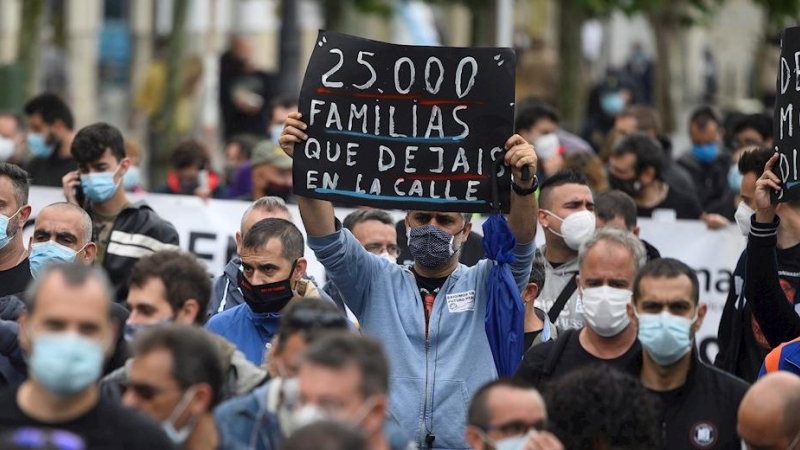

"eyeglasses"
[482,419,548,436]
[364,243,399,257]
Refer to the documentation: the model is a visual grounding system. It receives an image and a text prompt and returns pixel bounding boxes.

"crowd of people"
[0,34,798,450]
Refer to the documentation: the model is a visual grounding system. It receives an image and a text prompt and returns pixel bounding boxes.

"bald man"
[28,202,97,278]
[738,372,800,450]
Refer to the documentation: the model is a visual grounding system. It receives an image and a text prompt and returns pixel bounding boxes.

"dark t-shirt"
[26,156,77,187]
[515,329,642,389]
[0,258,31,298]
[0,386,173,449]
[637,185,703,220]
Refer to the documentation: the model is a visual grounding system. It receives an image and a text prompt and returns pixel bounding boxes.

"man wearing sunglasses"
[123,324,224,449]
[0,264,171,448]
[738,372,800,450]
[465,379,562,450]
[103,250,267,400]
[61,122,179,303]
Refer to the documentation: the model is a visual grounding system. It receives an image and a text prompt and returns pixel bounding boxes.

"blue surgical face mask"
[27,133,55,159]
[691,143,719,163]
[81,166,122,203]
[270,124,283,144]
[123,165,142,191]
[0,207,22,250]
[727,165,742,192]
[28,332,105,396]
[407,224,463,268]
[637,311,696,366]
[123,318,172,343]
[29,241,84,279]
[601,92,625,115]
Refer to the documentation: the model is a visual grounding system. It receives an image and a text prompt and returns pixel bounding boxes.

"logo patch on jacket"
[446,291,475,313]
[690,422,717,448]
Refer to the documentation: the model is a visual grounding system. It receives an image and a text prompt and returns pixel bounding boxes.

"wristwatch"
[511,175,539,196]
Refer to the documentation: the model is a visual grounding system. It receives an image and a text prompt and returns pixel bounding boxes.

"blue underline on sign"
[324,129,464,144]
[787,181,800,189]
[315,189,487,205]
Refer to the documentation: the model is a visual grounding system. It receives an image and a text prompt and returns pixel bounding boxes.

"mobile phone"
[74,180,85,206]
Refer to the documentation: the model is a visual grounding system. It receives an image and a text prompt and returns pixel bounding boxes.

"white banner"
[27,187,743,363]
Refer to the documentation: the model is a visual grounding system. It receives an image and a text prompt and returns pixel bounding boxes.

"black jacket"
[743,216,800,346]
[647,351,748,450]
[90,201,179,302]
[677,151,736,220]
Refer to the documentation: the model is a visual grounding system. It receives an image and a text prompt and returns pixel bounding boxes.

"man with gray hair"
[0,263,172,448]
[515,227,646,388]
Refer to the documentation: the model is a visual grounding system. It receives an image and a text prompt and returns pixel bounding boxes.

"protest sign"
[293,31,517,213]
[773,26,800,203]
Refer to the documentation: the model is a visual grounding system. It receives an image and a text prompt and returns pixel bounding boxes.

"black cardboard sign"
[293,31,516,213]
[773,26,800,203]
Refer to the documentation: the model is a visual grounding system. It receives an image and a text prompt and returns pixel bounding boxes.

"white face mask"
[533,133,559,160]
[162,386,199,445]
[545,210,596,250]
[580,285,632,337]
[734,201,754,237]
[0,136,15,161]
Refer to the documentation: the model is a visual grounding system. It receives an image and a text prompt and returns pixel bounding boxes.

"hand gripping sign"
[293,31,517,213]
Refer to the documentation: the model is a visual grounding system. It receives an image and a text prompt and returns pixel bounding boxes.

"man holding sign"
[282,113,536,449]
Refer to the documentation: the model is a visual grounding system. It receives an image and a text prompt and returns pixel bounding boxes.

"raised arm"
[504,134,538,244]
[279,112,336,237]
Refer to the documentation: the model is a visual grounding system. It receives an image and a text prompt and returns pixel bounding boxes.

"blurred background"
[0,0,795,187]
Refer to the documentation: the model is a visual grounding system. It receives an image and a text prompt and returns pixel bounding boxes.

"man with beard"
[23,93,77,187]
[235,141,293,203]
[607,133,702,220]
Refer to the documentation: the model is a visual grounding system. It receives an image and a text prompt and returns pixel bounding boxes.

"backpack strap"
[547,274,578,324]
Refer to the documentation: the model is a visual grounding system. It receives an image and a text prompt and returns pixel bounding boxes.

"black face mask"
[608,173,641,198]
[239,260,297,314]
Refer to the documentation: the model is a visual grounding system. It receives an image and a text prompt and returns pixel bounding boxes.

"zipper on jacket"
[420,295,433,449]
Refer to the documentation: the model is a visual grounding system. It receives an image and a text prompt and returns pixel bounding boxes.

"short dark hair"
[301,333,389,399]
[25,263,114,318]
[612,133,664,180]
[689,105,720,130]
[530,249,546,290]
[132,324,224,408]
[733,113,773,142]
[514,100,560,133]
[226,134,259,160]
[0,162,30,208]
[282,421,367,450]
[170,139,208,169]
[241,218,304,261]
[468,378,540,428]
[276,298,349,352]
[545,365,659,450]
[633,257,700,305]
[538,169,589,210]
[342,209,394,232]
[271,95,299,111]
[24,93,74,130]
[738,146,774,178]
[71,123,126,164]
[128,251,211,325]
[595,190,637,230]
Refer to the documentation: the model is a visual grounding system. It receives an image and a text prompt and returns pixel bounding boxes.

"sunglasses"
[4,427,86,450]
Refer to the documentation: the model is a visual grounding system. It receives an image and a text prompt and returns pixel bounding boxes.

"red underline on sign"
[315,87,484,106]
[405,174,488,181]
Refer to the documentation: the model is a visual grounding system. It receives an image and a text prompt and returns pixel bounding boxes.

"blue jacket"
[215,383,282,450]
[760,336,800,377]
[308,227,534,449]
[205,277,332,364]
[206,305,280,365]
